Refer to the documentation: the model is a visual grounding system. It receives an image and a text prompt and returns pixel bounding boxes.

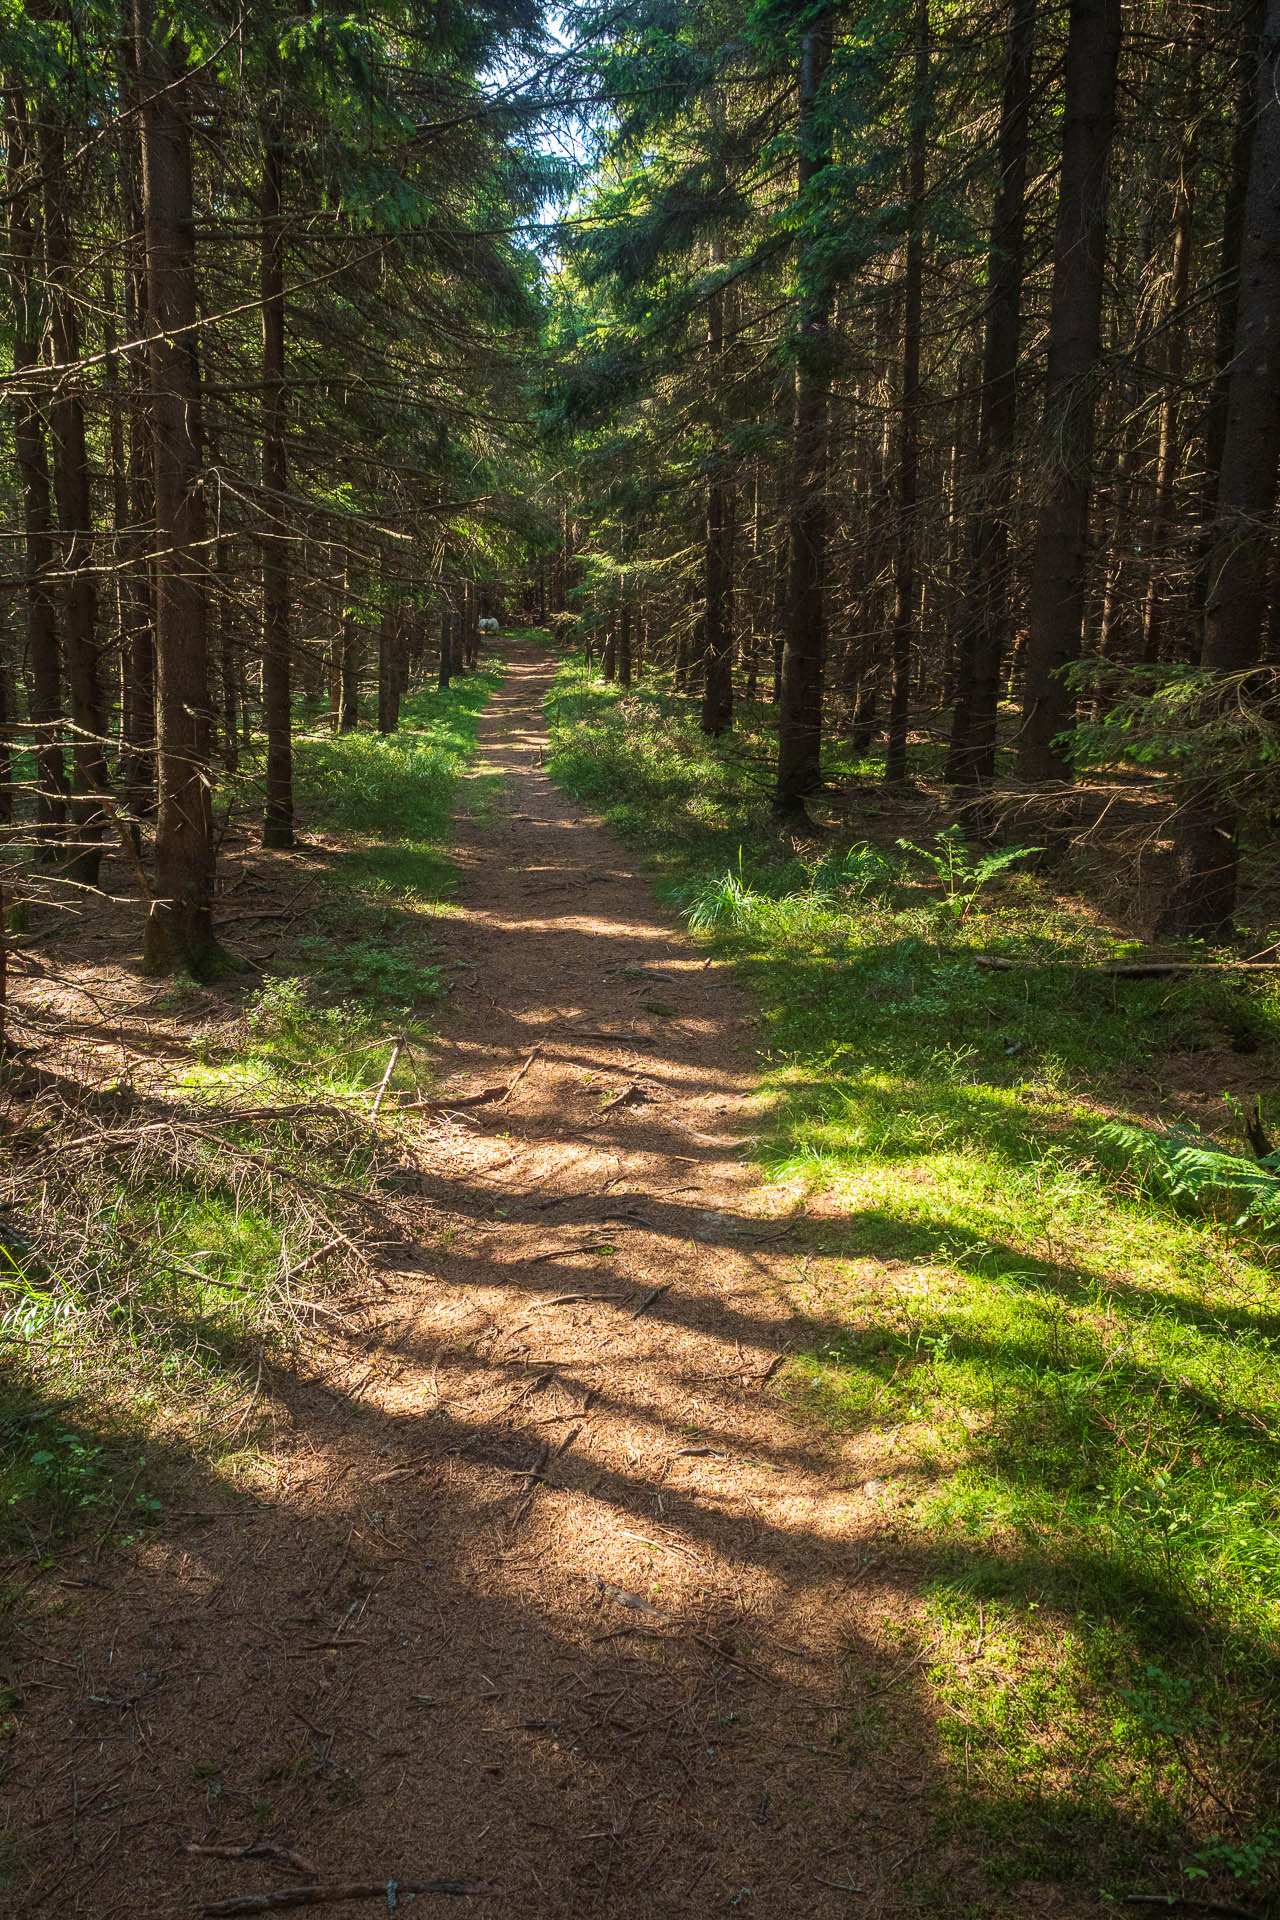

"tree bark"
[775,10,834,817]
[1017,0,1122,781]
[260,121,292,847]
[1138,131,1194,665]
[6,89,65,835]
[700,265,735,736]
[42,115,108,886]
[377,602,400,733]
[135,0,220,975]
[946,0,1036,787]
[119,73,156,819]
[438,604,453,691]
[340,565,361,724]
[1163,0,1280,937]
[884,0,929,785]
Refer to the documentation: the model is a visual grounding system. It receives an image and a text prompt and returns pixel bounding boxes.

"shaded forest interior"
[5,0,1280,1915]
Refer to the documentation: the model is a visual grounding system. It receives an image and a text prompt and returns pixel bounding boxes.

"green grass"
[0,669,500,1557]
[545,657,1280,1908]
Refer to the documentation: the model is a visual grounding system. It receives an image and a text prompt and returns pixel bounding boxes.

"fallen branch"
[204,1882,487,1915]
[369,1043,401,1117]
[495,1044,542,1104]
[400,1084,506,1113]
[631,1282,670,1318]
[974,954,1280,977]
[185,1841,318,1878]
[1124,1898,1262,1920]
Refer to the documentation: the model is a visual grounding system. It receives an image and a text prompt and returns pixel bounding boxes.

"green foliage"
[896,826,1041,921]
[1097,1118,1280,1227]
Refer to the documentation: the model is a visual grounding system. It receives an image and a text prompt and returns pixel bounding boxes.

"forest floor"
[2,637,966,1918]
[6,634,1280,1919]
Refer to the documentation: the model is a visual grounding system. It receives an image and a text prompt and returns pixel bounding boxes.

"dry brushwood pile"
[1,643,950,1918]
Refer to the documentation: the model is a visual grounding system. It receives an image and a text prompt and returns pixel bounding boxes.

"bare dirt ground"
[4,641,1022,1917]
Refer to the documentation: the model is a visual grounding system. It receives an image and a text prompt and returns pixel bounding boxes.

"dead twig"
[1124,1899,1262,1920]
[495,1044,542,1104]
[369,1042,401,1117]
[631,1282,670,1319]
[203,1882,489,1914]
[185,1841,318,1879]
[975,954,1280,977]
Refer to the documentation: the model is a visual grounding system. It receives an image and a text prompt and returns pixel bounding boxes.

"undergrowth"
[545,656,1280,1909]
[0,670,499,1559]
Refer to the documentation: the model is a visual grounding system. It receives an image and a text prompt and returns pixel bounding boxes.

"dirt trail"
[6,641,949,1917]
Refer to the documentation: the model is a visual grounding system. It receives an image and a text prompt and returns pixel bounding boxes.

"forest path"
[12,639,945,1918]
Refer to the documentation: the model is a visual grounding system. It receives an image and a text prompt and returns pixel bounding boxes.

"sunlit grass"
[545,654,1280,1902]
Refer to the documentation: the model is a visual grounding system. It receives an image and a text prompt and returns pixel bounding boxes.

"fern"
[1098,1119,1280,1227]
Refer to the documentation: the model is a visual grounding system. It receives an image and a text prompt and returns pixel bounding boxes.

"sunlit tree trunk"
[884,0,929,785]
[775,9,833,816]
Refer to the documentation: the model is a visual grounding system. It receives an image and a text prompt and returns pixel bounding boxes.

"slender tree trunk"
[6,90,65,835]
[617,591,633,689]
[438,605,453,691]
[701,262,735,735]
[1138,164,1194,664]
[119,88,156,819]
[260,122,292,847]
[775,10,833,816]
[377,602,399,733]
[1017,0,1123,781]
[340,565,361,724]
[884,0,929,784]
[946,0,1036,786]
[0,638,12,829]
[135,0,220,975]
[1163,0,1280,937]
[42,117,108,886]
[1200,0,1264,555]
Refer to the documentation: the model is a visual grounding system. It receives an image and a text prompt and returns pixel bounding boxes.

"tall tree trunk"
[377,601,400,733]
[701,261,735,735]
[1017,0,1123,781]
[775,10,833,816]
[260,121,292,847]
[135,0,220,975]
[6,89,65,835]
[884,0,929,785]
[119,80,156,821]
[340,564,361,724]
[617,591,633,689]
[1162,0,1280,937]
[946,0,1036,787]
[43,117,108,887]
[1139,128,1195,665]
[438,604,453,691]
[1200,0,1264,553]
